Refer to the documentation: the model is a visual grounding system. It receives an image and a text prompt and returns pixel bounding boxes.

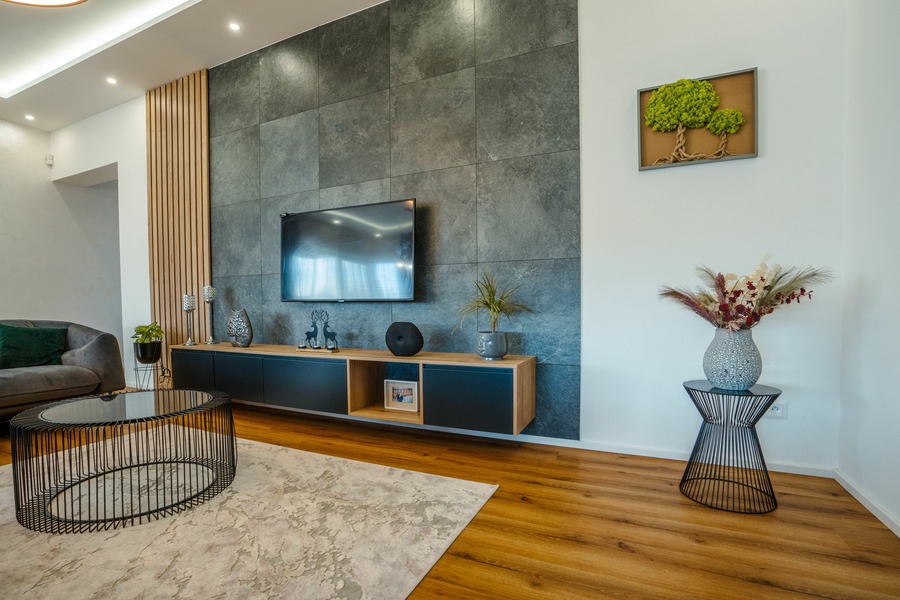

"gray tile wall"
[208,0,580,440]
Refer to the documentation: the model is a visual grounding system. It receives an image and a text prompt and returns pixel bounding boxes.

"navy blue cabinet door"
[422,364,513,434]
[214,353,264,403]
[170,349,216,392]
[264,357,348,414]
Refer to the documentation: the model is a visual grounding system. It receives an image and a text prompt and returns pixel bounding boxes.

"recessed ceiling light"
[25,114,35,120]
[1,0,88,6]
[106,77,117,85]
[228,22,241,32]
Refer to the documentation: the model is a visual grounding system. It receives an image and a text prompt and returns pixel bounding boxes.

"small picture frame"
[384,379,419,413]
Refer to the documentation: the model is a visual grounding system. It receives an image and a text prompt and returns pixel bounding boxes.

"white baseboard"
[834,469,900,537]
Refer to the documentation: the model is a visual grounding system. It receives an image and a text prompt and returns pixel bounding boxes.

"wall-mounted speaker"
[385,322,424,356]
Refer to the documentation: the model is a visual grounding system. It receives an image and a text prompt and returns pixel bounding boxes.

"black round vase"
[385,322,424,356]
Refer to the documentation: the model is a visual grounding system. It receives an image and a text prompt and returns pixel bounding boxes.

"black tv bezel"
[280,198,416,303]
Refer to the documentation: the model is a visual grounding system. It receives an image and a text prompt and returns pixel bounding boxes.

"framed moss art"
[638,68,757,170]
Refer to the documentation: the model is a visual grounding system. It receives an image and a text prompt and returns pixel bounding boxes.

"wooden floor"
[2,405,899,599]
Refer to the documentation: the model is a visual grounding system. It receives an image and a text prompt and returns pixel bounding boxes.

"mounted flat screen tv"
[281,199,415,302]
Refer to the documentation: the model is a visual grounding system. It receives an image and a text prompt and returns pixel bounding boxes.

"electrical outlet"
[765,402,788,419]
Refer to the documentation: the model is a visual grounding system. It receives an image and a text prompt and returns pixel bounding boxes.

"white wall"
[837,0,900,535]
[579,0,846,473]
[0,120,121,337]
[50,97,149,385]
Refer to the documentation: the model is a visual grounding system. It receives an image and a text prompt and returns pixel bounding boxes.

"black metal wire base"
[680,381,781,514]
[11,390,236,534]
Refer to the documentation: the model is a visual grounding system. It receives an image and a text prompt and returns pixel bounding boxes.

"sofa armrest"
[62,324,126,393]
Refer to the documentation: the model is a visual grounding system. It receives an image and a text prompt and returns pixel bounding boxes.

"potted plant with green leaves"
[132,322,164,365]
[457,273,533,360]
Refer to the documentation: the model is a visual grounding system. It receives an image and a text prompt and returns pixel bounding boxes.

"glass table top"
[683,380,781,396]
[40,389,217,424]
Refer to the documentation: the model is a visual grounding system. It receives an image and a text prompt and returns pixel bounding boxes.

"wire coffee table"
[680,380,782,514]
[11,389,236,534]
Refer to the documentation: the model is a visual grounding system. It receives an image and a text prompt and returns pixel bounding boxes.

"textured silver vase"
[703,328,762,390]
[227,309,253,348]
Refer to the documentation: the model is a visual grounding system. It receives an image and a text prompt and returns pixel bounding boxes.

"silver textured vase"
[227,309,253,348]
[703,328,762,390]
[476,331,508,361]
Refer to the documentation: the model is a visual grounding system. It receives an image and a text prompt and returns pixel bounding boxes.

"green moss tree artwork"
[707,108,745,159]
[644,78,744,165]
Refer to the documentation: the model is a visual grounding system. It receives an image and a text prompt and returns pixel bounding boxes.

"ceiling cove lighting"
[1,0,88,6]
[0,0,200,99]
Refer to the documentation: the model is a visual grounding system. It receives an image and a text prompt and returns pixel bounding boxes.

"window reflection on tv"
[281,199,415,302]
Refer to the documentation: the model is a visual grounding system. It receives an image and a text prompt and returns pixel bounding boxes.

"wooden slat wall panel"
[146,70,211,380]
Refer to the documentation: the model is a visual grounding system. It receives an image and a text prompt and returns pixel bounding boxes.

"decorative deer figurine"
[303,310,321,348]
[321,311,339,349]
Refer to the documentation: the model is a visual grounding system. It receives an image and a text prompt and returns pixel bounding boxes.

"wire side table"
[680,380,782,514]
[11,389,236,534]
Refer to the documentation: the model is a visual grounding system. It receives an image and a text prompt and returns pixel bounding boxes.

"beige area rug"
[0,438,497,599]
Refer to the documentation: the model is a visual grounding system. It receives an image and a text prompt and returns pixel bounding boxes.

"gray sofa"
[0,319,126,418]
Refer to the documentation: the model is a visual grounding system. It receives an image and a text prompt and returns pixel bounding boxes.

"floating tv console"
[170,345,536,435]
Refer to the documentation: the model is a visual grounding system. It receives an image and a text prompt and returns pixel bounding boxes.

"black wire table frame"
[680,380,782,514]
[11,389,236,534]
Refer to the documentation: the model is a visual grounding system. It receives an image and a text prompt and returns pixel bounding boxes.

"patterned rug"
[0,437,497,599]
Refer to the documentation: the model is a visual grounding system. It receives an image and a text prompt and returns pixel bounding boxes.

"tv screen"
[281,199,415,302]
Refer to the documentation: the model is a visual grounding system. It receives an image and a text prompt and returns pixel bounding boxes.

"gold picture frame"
[384,379,419,413]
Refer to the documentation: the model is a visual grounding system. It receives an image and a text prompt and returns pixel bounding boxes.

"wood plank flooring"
[2,405,899,599]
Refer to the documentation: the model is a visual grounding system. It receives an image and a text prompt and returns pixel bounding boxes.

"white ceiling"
[0,0,384,132]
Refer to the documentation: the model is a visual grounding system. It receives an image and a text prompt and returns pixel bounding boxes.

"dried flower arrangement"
[659,259,832,332]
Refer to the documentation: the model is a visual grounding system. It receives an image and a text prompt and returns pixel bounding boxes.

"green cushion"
[0,323,68,369]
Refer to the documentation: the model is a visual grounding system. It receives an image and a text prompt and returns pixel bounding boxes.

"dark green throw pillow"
[0,323,68,369]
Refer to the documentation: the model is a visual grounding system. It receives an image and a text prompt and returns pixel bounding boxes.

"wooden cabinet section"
[170,345,536,435]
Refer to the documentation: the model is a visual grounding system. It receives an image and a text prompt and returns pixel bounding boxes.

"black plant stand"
[680,380,782,514]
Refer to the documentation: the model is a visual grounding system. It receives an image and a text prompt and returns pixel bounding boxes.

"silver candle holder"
[203,285,218,344]
[182,294,197,346]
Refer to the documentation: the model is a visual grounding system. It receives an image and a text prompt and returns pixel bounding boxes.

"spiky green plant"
[456,273,533,333]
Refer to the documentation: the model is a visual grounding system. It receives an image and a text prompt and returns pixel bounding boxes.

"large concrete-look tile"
[390,262,479,354]
[209,53,260,137]
[391,68,476,177]
[319,179,391,210]
[211,275,264,345]
[477,150,580,262]
[260,190,319,276]
[259,31,319,123]
[211,200,262,278]
[259,110,319,199]
[523,364,580,439]
[475,0,577,64]
[476,43,579,162]
[484,258,580,365]
[390,0,475,86]
[391,166,476,266]
[210,126,260,207]
[319,91,391,189]
[261,274,393,349]
[318,3,390,106]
